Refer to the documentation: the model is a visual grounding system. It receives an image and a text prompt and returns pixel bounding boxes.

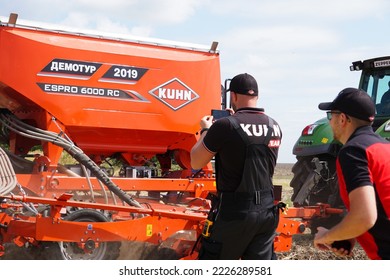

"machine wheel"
[290,155,344,233]
[290,157,314,203]
[39,209,121,260]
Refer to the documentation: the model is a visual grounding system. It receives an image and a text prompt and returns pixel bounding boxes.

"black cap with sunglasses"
[318,87,375,122]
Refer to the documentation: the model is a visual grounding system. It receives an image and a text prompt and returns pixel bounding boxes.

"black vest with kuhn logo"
[203,107,282,194]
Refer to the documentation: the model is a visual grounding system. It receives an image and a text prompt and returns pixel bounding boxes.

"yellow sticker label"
[146,224,152,236]
[321,138,329,144]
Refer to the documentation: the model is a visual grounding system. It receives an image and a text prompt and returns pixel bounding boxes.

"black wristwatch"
[200,128,209,135]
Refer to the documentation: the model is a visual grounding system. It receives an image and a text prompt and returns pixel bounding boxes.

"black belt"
[219,190,273,207]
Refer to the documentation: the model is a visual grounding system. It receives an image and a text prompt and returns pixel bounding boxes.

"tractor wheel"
[39,209,121,260]
[290,155,344,233]
[290,156,314,203]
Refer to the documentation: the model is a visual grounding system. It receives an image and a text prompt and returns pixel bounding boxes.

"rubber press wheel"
[41,209,120,260]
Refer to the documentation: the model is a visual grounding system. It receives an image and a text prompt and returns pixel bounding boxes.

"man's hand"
[330,240,355,257]
[313,226,332,251]
[200,115,214,130]
[314,226,354,257]
[190,115,217,170]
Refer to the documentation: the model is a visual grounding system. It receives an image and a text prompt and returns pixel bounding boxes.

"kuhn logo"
[149,78,199,110]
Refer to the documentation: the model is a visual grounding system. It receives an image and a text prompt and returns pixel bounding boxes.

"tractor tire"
[290,155,344,233]
[38,209,121,260]
[290,157,314,204]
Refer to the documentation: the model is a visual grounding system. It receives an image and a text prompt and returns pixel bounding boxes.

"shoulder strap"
[227,116,250,145]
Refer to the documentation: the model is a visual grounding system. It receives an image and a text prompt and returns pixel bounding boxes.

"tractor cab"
[350,56,390,131]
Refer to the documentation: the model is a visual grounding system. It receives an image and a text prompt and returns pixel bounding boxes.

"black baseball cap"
[318,87,375,122]
[228,73,258,96]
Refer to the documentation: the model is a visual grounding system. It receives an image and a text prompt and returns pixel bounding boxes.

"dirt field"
[274,163,368,260]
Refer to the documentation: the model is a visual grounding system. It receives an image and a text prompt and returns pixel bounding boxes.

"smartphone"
[211,109,230,120]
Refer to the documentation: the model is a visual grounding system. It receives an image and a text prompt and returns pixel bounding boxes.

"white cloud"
[68,0,200,24]
[137,0,202,24]
[221,26,339,52]
[2,0,203,36]
[59,12,134,34]
[207,0,390,22]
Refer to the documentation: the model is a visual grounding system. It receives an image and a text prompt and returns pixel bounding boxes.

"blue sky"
[2,0,390,163]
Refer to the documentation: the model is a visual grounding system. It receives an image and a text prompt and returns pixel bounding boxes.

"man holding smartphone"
[191,73,282,259]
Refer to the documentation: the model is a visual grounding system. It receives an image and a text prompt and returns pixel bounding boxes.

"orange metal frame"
[15,172,216,199]
[0,190,343,258]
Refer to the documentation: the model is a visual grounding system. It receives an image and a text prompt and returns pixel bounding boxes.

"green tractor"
[290,56,390,230]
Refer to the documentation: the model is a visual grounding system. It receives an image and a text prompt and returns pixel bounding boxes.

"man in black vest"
[191,73,282,259]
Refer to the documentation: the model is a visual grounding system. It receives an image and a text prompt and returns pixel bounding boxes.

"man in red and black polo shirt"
[314,87,390,260]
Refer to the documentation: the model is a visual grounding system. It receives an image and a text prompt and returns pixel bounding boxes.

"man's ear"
[340,113,349,123]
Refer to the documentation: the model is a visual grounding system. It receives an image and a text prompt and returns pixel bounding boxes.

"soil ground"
[274,163,368,260]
